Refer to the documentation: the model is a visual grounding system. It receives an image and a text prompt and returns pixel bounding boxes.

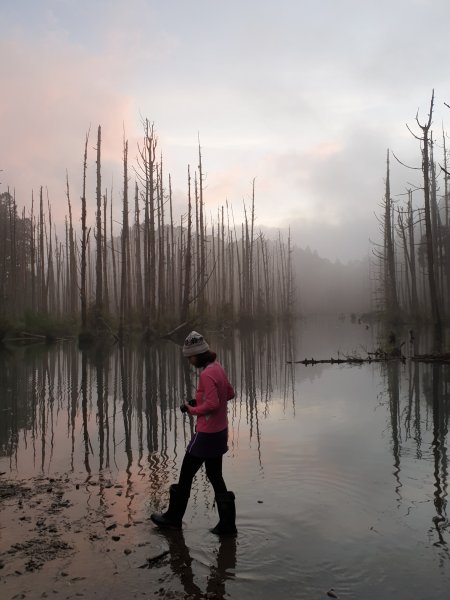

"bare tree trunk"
[226,202,234,314]
[397,209,411,313]
[444,129,449,229]
[181,166,192,323]
[430,137,444,315]
[95,125,103,330]
[46,196,56,315]
[384,150,400,318]
[198,139,206,315]
[102,193,109,314]
[30,193,36,311]
[80,130,90,333]
[134,182,143,319]
[249,180,255,317]
[169,174,175,314]
[195,172,200,311]
[178,217,184,316]
[66,172,77,315]
[407,193,420,317]
[110,189,119,316]
[9,193,17,317]
[119,138,130,338]
[417,91,441,329]
[442,129,450,311]
[39,186,47,314]
[221,205,226,307]
[157,159,165,320]
[149,127,157,323]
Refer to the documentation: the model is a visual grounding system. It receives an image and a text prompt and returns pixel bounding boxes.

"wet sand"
[0,474,186,600]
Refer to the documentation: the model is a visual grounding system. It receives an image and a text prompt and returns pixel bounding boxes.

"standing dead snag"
[66,172,77,315]
[198,138,206,315]
[39,186,47,314]
[413,91,441,329]
[119,137,130,339]
[442,127,450,310]
[406,192,420,317]
[181,165,192,323]
[134,182,143,319]
[102,193,109,315]
[138,120,157,329]
[157,157,165,321]
[95,125,103,330]
[110,189,119,315]
[80,130,90,334]
[0,120,298,336]
[168,174,176,315]
[384,150,400,319]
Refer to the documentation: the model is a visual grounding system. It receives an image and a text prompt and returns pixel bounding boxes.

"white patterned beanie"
[182,331,210,357]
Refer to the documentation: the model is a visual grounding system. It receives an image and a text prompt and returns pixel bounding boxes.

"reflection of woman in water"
[160,529,237,599]
[151,331,237,535]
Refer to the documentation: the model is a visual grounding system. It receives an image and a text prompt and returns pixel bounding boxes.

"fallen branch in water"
[289,352,450,366]
[20,331,47,339]
[411,353,450,364]
[287,353,406,366]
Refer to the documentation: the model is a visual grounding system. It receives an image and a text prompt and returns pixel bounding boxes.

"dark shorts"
[186,428,228,458]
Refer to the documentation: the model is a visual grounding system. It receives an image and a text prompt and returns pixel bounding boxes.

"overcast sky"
[2,0,450,262]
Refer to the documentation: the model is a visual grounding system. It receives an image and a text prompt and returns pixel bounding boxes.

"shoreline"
[0,474,179,599]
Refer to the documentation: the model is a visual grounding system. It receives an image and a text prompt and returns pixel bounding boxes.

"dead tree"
[157,158,165,320]
[102,193,109,314]
[198,139,206,315]
[110,189,119,315]
[39,186,47,314]
[95,125,103,329]
[384,150,400,319]
[66,172,77,315]
[412,91,441,328]
[134,182,143,318]
[407,192,420,317]
[181,165,193,323]
[119,137,130,338]
[80,131,90,333]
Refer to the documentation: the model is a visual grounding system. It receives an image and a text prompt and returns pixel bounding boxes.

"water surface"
[1,318,449,599]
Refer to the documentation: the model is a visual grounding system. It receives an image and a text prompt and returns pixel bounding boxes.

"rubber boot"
[210,491,237,535]
[151,484,189,529]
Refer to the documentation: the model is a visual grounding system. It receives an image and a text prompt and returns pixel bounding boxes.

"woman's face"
[188,355,198,367]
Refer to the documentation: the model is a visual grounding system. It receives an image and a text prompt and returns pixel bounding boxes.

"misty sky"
[2,0,450,262]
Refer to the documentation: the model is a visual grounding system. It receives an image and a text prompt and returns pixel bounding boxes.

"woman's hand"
[180,401,191,414]
[180,398,197,414]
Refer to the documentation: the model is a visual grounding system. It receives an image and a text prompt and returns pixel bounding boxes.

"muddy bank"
[0,474,191,599]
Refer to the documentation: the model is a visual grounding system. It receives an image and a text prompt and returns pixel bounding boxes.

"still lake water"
[1,317,450,599]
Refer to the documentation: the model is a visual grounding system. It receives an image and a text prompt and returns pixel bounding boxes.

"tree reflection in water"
[0,327,295,483]
[384,351,450,556]
[2,324,450,596]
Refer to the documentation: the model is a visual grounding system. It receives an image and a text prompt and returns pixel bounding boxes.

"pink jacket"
[187,361,235,433]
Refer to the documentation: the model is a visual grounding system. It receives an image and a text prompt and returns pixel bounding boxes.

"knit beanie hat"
[182,331,210,357]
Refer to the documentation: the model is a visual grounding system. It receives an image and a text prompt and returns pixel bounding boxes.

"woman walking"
[151,331,237,535]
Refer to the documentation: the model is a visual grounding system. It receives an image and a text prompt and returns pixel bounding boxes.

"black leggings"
[178,453,227,496]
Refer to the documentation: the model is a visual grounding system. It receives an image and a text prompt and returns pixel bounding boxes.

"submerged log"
[411,353,450,364]
[289,352,450,366]
[161,320,197,341]
[287,354,406,366]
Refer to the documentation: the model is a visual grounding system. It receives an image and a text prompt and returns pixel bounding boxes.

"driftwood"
[289,352,450,366]
[287,356,404,366]
[20,331,47,339]
[411,353,450,364]
[162,320,197,341]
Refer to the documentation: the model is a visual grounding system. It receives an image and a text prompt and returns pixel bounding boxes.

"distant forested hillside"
[293,246,371,316]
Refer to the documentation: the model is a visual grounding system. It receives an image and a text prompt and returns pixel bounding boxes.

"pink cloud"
[1,31,136,225]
